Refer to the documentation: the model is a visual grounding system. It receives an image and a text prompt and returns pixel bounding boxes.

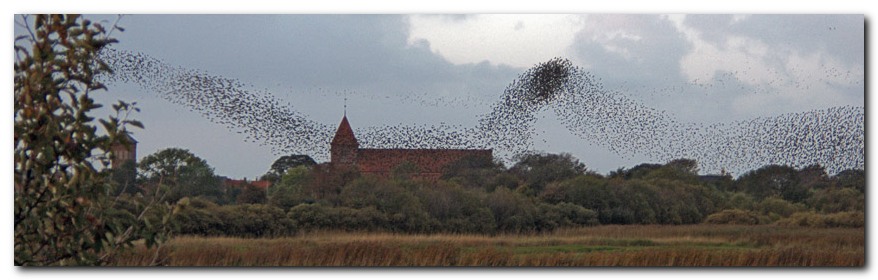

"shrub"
[775,211,864,228]
[213,204,293,237]
[757,197,802,218]
[703,209,763,225]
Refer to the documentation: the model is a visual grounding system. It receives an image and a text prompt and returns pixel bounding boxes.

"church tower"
[330,115,359,167]
[110,134,137,169]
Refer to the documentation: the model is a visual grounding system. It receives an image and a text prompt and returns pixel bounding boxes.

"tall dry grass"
[109,224,863,266]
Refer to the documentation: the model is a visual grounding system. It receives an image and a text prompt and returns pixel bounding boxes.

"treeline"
[109,149,865,237]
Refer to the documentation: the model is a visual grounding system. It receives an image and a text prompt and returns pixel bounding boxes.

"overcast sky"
[14,14,863,179]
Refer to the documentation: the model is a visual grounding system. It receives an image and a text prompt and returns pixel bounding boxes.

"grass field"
[110,224,864,266]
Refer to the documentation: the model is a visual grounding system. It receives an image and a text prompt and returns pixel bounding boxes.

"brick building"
[330,115,492,180]
[110,134,137,169]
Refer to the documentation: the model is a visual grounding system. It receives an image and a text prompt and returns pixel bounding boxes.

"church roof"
[331,115,359,146]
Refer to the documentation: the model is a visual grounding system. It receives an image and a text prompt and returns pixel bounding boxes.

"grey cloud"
[685,14,864,66]
[571,15,690,88]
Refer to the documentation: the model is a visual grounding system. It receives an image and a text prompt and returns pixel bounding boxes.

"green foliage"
[236,184,267,204]
[391,161,421,181]
[260,154,316,182]
[775,211,864,228]
[756,197,803,219]
[735,164,808,202]
[287,203,335,230]
[510,153,587,193]
[643,159,700,184]
[267,166,312,209]
[724,192,757,210]
[807,187,864,213]
[109,160,138,196]
[170,197,223,236]
[14,14,169,266]
[205,204,292,237]
[703,209,764,225]
[485,187,539,233]
[832,169,865,193]
[339,177,431,232]
[536,202,599,230]
[138,148,223,203]
[148,148,864,237]
[442,155,507,189]
[415,182,496,233]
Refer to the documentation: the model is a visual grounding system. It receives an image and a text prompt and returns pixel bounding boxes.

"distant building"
[110,135,137,169]
[329,115,492,180]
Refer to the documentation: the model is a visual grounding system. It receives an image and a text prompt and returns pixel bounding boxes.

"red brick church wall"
[356,148,492,179]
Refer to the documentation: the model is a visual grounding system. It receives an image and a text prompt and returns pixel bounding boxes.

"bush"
[775,211,864,228]
[288,203,336,231]
[536,202,599,230]
[703,209,763,225]
[807,187,864,213]
[213,204,293,237]
[757,197,802,218]
[171,197,223,236]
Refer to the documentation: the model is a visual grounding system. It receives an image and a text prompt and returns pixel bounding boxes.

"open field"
[110,224,864,266]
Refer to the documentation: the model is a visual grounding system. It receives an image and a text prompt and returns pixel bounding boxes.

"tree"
[441,154,506,189]
[236,184,267,204]
[260,154,316,182]
[14,14,168,265]
[510,152,587,193]
[833,169,865,193]
[109,159,138,196]
[267,166,312,209]
[138,148,222,203]
[735,164,807,203]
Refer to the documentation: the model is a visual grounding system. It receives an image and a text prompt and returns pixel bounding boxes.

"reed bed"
[109,224,863,266]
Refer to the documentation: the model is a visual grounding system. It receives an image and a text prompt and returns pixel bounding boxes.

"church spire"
[330,114,358,167]
[331,115,358,147]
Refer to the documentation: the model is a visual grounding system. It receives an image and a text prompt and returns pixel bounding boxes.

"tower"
[330,115,359,167]
[110,134,137,169]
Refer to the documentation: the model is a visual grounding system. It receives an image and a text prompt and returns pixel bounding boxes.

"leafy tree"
[615,163,662,179]
[665,158,699,175]
[724,192,757,210]
[643,158,700,184]
[170,197,223,236]
[484,187,539,233]
[236,184,267,204]
[510,152,587,193]
[442,155,506,189]
[807,187,864,213]
[213,204,293,237]
[308,163,359,205]
[109,159,138,196]
[797,164,831,190]
[735,165,807,203]
[14,14,169,265]
[756,197,802,219]
[138,148,222,203]
[339,177,430,232]
[833,169,865,193]
[267,166,313,209]
[260,154,316,182]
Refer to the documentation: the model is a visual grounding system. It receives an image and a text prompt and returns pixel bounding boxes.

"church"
[329,115,492,180]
